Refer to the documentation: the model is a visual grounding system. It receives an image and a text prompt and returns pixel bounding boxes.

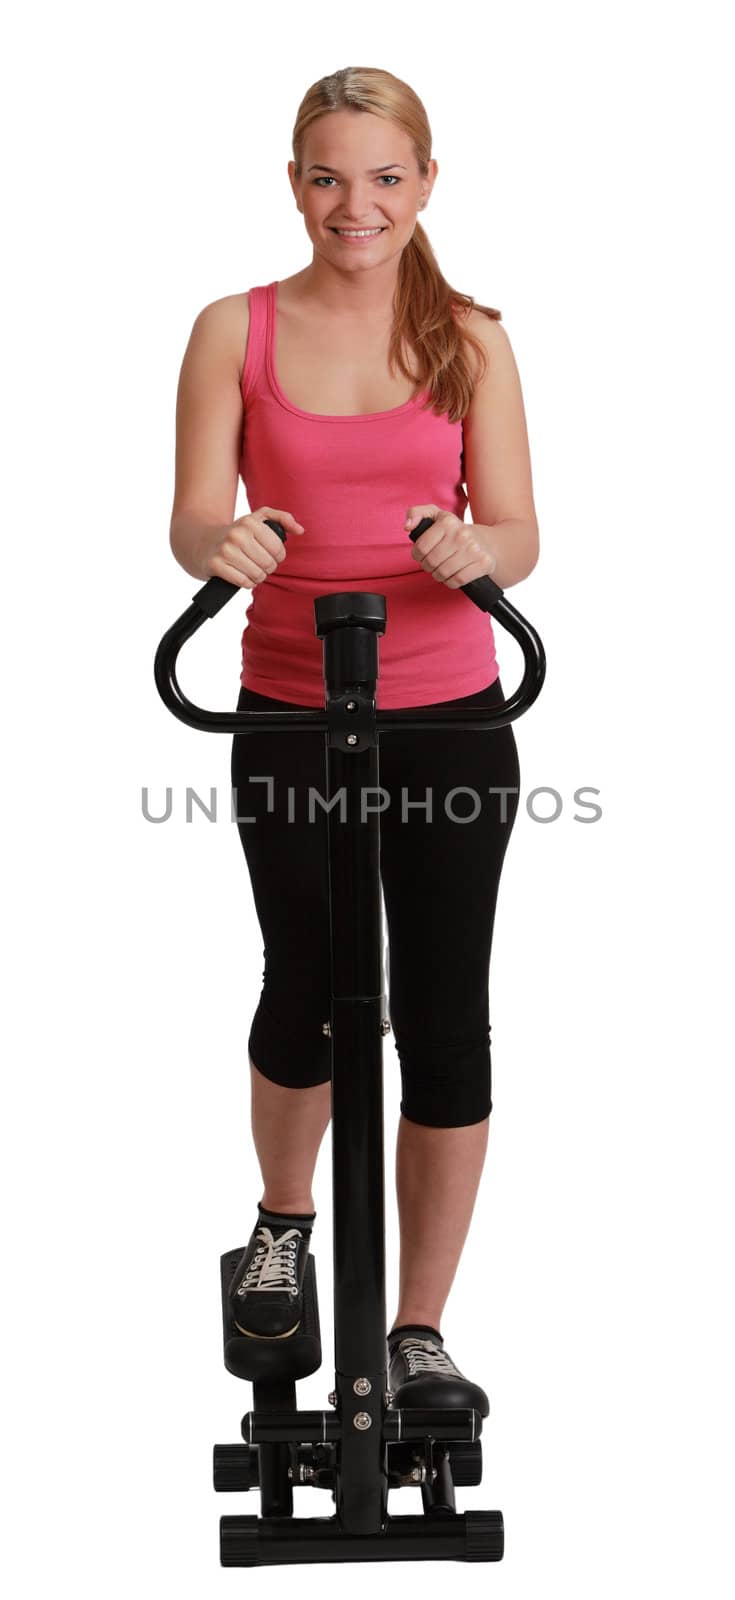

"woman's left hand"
[404,505,498,588]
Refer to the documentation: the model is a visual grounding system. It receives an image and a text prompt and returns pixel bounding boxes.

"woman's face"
[289,108,436,270]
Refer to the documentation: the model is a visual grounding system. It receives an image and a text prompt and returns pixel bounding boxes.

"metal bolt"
[353,1377,371,1396]
[327,1391,337,1406]
[346,700,358,712]
[380,1018,391,1035]
[322,1021,332,1037]
[345,733,359,746]
[384,1390,395,1405]
[353,1412,372,1430]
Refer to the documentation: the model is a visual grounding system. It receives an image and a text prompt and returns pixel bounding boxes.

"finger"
[405,504,438,529]
[445,559,490,588]
[214,552,266,589]
[414,526,458,569]
[407,511,449,562]
[259,507,305,533]
[256,523,290,563]
[421,541,476,580]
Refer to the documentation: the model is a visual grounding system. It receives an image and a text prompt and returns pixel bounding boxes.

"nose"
[331,184,384,221]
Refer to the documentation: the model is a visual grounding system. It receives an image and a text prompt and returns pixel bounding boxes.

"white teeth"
[334,228,383,237]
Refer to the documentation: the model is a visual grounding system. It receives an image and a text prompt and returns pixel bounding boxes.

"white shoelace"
[235,1226,302,1298]
[397,1336,462,1377]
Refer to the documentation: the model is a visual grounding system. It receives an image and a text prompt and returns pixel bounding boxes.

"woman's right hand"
[200,506,305,590]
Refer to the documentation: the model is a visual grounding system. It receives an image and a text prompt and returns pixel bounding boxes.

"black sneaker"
[227,1203,315,1339]
[387,1324,490,1418]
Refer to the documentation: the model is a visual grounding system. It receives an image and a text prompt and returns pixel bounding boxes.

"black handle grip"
[190,519,287,617]
[407,516,504,612]
[193,515,501,617]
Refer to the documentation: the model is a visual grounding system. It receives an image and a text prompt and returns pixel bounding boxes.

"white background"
[3,1,733,1592]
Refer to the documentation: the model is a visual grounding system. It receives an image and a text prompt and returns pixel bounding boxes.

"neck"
[294,258,401,321]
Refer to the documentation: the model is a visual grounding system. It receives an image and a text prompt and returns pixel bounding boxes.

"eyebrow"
[306,163,408,175]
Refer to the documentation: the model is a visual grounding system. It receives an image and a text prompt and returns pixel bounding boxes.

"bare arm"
[168,297,246,580]
[462,312,540,589]
[167,294,304,587]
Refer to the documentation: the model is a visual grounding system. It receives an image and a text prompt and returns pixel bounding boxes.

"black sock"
[388,1322,442,1344]
[257,1201,316,1230]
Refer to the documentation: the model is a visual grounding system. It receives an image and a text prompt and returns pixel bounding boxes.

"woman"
[169,66,539,1412]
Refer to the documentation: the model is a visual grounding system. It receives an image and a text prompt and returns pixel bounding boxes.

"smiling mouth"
[328,227,387,234]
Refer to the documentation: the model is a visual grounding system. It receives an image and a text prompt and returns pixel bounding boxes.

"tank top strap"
[240,284,273,406]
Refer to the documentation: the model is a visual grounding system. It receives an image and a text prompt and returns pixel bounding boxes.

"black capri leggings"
[230,675,521,1129]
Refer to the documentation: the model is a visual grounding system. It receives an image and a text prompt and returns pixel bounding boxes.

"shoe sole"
[233,1318,301,1339]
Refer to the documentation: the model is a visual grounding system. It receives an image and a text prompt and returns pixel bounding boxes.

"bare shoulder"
[463,305,514,374]
[188,292,250,381]
[459,308,528,417]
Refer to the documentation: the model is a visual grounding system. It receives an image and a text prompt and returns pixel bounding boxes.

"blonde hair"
[291,66,502,424]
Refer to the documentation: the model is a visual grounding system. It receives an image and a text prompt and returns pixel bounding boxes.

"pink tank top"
[238,281,499,708]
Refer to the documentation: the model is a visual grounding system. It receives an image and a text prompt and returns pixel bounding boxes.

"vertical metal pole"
[327,732,386,1376]
[317,599,389,1535]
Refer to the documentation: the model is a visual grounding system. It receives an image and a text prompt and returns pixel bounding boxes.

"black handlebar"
[154,516,546,734]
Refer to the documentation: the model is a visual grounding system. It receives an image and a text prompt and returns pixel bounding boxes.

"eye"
[311,175,401,187]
